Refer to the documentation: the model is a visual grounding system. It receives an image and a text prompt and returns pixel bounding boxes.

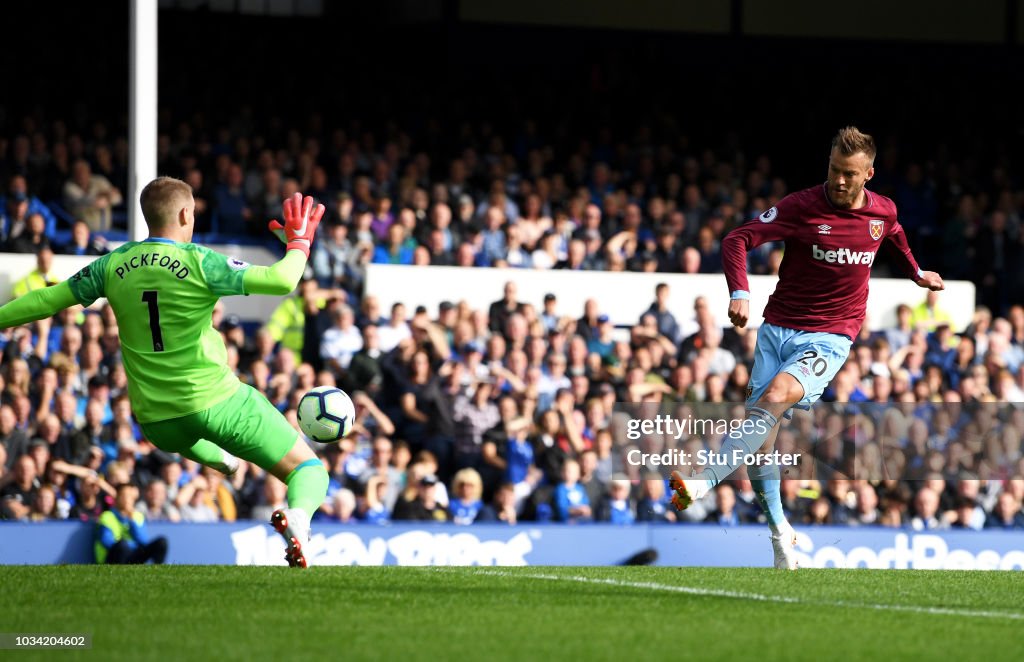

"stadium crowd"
[1,115,1024,531]
[2,112,1022,314]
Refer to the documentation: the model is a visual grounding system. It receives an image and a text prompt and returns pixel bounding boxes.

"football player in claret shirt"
[0,178,329,568]
[670,127,945,569]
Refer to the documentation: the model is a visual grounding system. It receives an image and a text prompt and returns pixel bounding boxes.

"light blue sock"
[748,462,787,535]
[702,407,779,487]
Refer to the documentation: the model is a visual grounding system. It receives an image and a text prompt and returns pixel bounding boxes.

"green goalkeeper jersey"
[68,238,250,423]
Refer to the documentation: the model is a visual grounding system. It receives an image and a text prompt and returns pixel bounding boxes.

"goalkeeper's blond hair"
[140,176,193,229]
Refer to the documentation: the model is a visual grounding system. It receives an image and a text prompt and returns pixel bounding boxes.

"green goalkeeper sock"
[285,459,329,518]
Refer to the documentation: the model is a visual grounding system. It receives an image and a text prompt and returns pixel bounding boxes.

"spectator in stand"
[503,223,532,268]
[951,496,983,530]
[61,219,109,256]
[636,478,677,523]
[586,315,615,359]
[1,405,29,471]
[312,220,359,290]
[850,483,881,525]
[358,436,403,513]
[378,303,411,352]
[479,207,508,266]
[343,327,385,398]
[0,454,39,519]
[452,378,500,471]
[212,162,252,235]
[70,472,109,522]
[372,223,414,265]
[183,167,212,233]
[264,279,316,357]
[448,468,485,524]
[175,474,219,522]
[706,483,747,526]
[63,159,122,232]
[539,293,560,333]
[0,193,30,247]
[475,481,518,524]
[10,246,58,299]
[910,487,947,531]
[642,283,681,344]
[392,473,448,521]
[985,492,1024,530]
[318,487,355,523]
[554,458,591,523]
[1,175,57,238]
[6,212,49,254]
[251,476,288,524]
[418,202,460,252]
[320,304,363,375]
[358,474,392,524]
[488,281,521,335]
[911,290,953,332]
[805,497,833,525]
[597,478,635,524]
[885,304,914,353]
[27,483,58,521]
[139,478,181,523]
[255,167,285,227]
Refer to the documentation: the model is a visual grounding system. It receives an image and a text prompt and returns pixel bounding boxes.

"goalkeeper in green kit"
[0,178,328,568]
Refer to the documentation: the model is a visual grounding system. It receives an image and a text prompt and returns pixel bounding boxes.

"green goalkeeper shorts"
[140,382,299,470]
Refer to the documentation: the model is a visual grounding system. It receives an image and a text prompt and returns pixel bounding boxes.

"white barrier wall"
[1,252,976,331]
[366,264,977,332]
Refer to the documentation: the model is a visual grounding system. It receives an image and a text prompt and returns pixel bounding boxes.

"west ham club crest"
[869,219,884,241]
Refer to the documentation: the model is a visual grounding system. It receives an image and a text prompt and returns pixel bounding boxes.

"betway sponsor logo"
[230,526,536,566]
[812,244,876,266]
[793,532,1024,570]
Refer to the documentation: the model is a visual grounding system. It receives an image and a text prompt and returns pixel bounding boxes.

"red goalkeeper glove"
[268,192,325,258]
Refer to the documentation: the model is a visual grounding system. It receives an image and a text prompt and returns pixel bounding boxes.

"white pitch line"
[457,569,1024,622]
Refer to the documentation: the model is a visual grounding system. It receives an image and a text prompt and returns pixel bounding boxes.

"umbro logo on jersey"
[818,224,831,235]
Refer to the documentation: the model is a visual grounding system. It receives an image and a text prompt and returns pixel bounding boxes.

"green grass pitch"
[1,566,1022,661]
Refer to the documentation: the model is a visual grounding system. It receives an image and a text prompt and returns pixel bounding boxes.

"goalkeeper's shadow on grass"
[618,548,658,566]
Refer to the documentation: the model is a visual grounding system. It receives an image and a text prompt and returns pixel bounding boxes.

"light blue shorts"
[746,323,853,411]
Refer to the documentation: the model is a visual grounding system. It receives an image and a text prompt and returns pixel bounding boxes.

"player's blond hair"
[140,176,193,229]
[832,126,876,164]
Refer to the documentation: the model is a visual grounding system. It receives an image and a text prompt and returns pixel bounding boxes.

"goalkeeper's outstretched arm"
[242,250,308,296]
[0,281,80,329]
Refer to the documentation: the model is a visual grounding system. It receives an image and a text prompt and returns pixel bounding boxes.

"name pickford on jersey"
[67,239,248,423]
[114,251,191,280]
[722,184,920,339]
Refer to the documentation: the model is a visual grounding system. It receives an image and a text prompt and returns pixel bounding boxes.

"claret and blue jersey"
[723,184,921,340]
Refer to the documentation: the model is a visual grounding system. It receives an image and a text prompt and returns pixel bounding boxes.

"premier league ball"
[297,386,355,442]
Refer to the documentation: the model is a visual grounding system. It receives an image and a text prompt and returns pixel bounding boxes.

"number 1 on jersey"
[142,290,165,352]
